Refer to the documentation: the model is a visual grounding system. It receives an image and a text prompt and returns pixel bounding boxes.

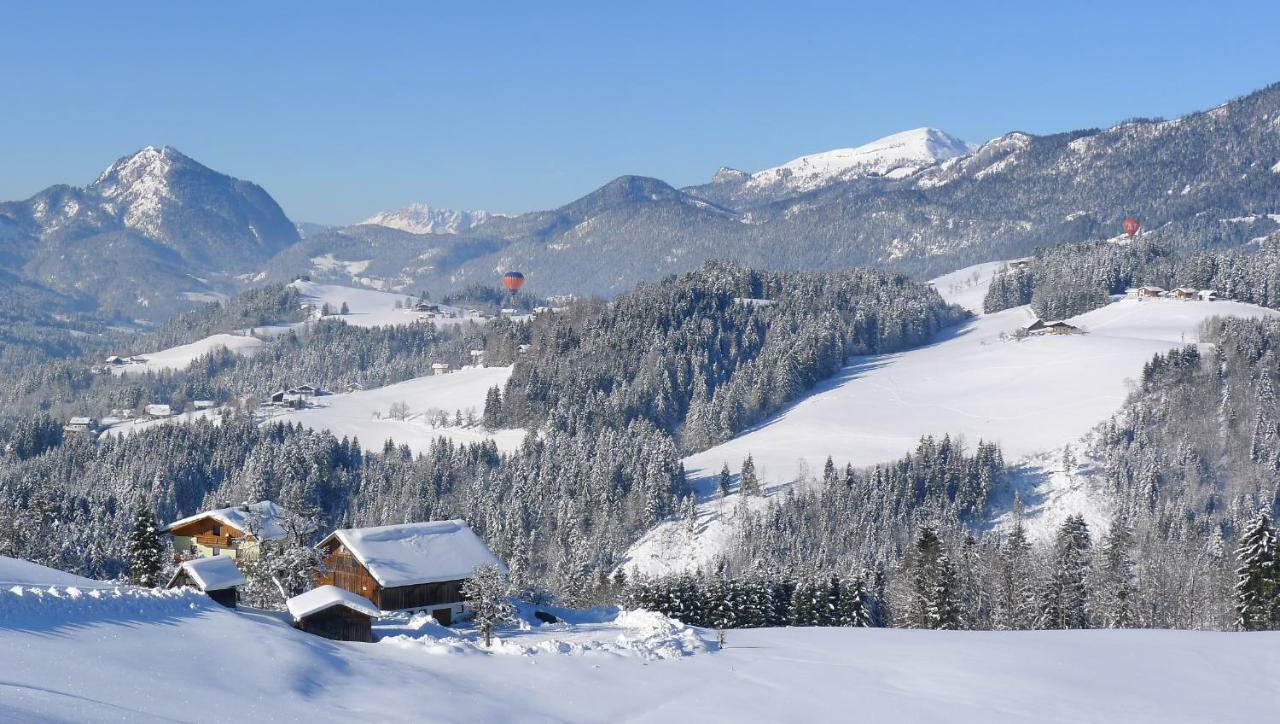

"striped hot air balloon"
[502,271,525,294]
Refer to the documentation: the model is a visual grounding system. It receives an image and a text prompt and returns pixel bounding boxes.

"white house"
[431,363,451,376]
[145,404,173,418]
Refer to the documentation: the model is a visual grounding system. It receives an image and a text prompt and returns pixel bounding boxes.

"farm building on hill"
[1169,287,1199,300]
[1023,320,1083,336]
[315,520,505,624]
[63,417,98,434]
[287,585,379,642]
[163,501,291,561]
[166,555,246,608]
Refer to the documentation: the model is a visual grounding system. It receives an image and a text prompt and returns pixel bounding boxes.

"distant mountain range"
[4,82,1280,323]
[360,204,505,235]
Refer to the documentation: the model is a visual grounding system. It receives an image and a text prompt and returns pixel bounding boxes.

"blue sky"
[3,1,1278,224]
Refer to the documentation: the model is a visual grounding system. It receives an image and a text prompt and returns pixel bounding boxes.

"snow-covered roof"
[1173,287,1198,293]
[145,404,172,416]
[286,584,380,620]
[67,417,95,425]
[319,520,506,588]
[170,555,246,592]
[163,501,291,540]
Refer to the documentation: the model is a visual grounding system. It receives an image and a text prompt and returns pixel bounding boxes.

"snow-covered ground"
[265,366,525,453]
[110,333,265,376]
[625,262,1280,575]
[2,569,1276,723]
[290,280,491,328]
[927,259,1015,314]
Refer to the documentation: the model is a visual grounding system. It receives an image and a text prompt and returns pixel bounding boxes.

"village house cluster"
[160,502,505,643]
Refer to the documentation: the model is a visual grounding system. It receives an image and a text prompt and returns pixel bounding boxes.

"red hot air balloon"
[502,271,526,295]
[1123,217,1141,238]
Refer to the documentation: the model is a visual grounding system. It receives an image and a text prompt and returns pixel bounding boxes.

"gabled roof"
[317,520,506,588]
[67,417,95,425]
[163,501,291,540]
[287,585,380,620]
[168,555,246,592]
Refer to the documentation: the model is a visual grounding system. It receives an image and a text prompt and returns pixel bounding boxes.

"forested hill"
[495,261,965,450]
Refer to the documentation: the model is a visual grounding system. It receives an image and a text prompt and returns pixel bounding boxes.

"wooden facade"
[297,606,373,643]
[167,517,246,560]
[316,539,465,616]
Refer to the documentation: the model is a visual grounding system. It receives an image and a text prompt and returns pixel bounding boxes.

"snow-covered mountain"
[360,203,505,234]
[745,127,976,192]
[0,145,299,320]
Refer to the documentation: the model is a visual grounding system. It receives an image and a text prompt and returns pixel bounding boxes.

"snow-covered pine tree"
[1234,510,1278,631]
[463,563,515,647]
[1042,514,1092,629]
[1094,513,1137,628]
[837,575,870,627]
[740,455,761,496]
[482,386,503,429]
[718,463,732,499]
[127,507,165,587]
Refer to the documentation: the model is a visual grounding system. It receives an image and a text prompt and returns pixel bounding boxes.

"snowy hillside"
[289,280,490,328]
[359,203,505,234]
[2,578,1276,723]
[746,128,975,192]
[266,366,524,453]
[111,333,265,376]
[624,261,1280,576]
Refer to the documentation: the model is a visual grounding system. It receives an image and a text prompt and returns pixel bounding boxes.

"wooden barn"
[315,520,506,625]
[163,501,290,561]
[166,555,246,608]
[286,585,379,642]
[1169,287,1199,300]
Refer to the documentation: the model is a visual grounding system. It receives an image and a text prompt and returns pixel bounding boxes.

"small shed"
[431,363,451,376]
[1198,289,1219,302]
[287,585,379,642]
[167,555,247,608]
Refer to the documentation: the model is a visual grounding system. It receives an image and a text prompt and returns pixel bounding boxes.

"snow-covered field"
[290,280,491,328]
[2,562,1276,723]
[266,366,525,453]
[111,333,265,376]
[625,262,1280,575]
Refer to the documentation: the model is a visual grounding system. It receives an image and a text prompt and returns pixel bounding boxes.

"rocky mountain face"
[294,83,1280,297]
[0,146,298,321]
[360,203,504,234]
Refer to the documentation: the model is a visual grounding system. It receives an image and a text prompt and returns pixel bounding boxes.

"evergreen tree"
[740,455,761,497]
[127,507,165,587]
[1094,513,1137,628]
[719,463,732,499]
[482,386,503,429]
[1234,511,1278,631]
[1043,515,1092,629]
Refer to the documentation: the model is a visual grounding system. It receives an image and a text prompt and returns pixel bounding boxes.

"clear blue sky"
[3,1,1278,225]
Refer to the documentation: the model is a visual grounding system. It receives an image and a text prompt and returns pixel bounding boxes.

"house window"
[212,547,221,556]
[212,524,222,537]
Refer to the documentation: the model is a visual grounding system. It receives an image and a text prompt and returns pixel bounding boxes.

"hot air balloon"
[502,271,525,295]
[1123,217,1141,238]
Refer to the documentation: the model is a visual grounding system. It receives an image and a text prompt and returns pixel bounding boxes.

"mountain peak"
[748,127,975,192]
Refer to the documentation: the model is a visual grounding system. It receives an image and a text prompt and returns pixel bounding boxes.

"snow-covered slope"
[2,581,1276,723]
[0,556,102,587]
[266,366,524,453]
[112,333,265,376]
[360,204,505,234]
[289,280,488,328]
[927,259,1014,314]
[624,261,1280,576]
[746,128,975,193]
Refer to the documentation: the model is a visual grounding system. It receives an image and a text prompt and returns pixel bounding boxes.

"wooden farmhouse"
[315,520,506,625]
[1024,320,1083,336]
[431,362,451,376]
[1136,285,1166,298]
[1199,289,1219,301]
[287,585,380,642]
[163,501,290,562]
[166,555,247,608]
[1169,287,1199,300]
[63,417,98,434]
